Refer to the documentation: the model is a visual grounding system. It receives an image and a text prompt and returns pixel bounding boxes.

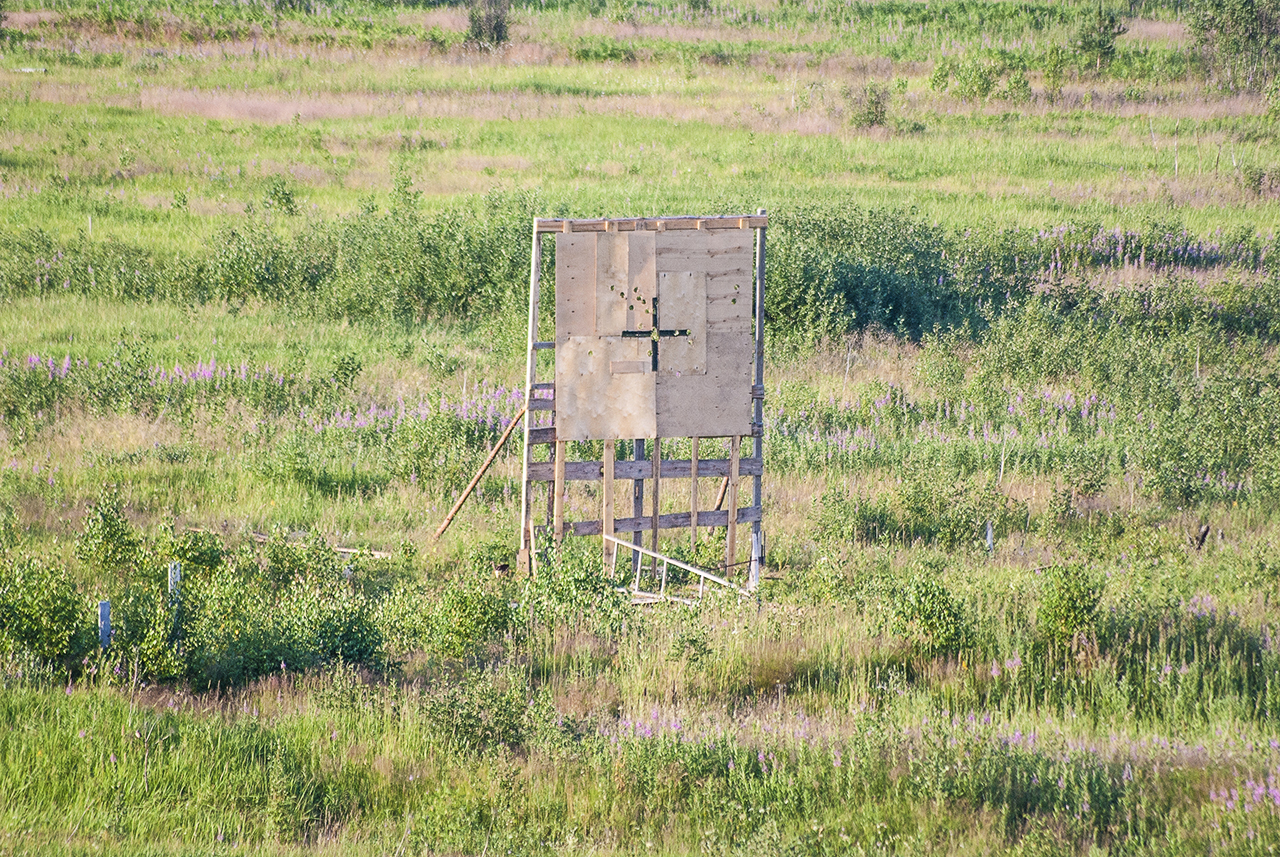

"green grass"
[1,1,1280,853]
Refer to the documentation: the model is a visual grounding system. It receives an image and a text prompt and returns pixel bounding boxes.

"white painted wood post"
[98,600,111,650]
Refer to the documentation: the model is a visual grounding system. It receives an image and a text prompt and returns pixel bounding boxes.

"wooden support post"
[725,436,741,571]
[651,437,662,578]
[553,439,566,544]
[603,440,616,567]
[752,210,766,569]
[435,405,527,541]
[518,219,543,568]
[689,437,699,551]
[632,439,645,587]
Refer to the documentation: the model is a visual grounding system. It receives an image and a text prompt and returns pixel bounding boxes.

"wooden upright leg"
[725,435,741,571]
[689,437,699,551]
[603,440,615,567]
[651,437,662,578]
[553,440,566,544]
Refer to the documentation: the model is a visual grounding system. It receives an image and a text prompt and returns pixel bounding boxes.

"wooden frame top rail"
[535,215,767,234]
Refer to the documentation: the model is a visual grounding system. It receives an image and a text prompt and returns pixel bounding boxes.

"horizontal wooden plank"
[536,216,766,234]
[528,398,555,411]
[568,506,762,536]
[527,461,603,481]
[527,427,556,445]
[531,382,555,392]
[526,457,762,482]
[532,341,555,350]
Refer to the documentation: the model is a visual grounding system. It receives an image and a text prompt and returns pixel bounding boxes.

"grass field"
[2,0,1280,854]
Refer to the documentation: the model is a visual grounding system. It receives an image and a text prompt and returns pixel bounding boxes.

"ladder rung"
[532,341,555,350]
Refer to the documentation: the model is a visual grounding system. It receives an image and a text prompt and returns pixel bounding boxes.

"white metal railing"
[602,533,749,603]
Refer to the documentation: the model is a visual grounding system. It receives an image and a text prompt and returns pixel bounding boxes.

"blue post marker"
[98,601,111,650]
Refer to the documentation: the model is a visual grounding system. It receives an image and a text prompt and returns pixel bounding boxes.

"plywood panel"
[556,335,655,440]
[705,271,752,334]
[595,232,630,335]
[656,331,753,438]
[655,229,754,274]
[556,234,597,339]
[627,230,657,332]
[658,271,707,376]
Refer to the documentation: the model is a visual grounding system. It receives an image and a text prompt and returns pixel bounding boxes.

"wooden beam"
[535,215,767,234]
[553,440,566,543]
[603,440,615,567]
[690,437,699,552]
[519,220,543,554]
[434,406,526,541]
[726,436,740,570]
[528,427,556,445]
[567,506,762,536]
[651,437,661,578]
[525,457,762,482]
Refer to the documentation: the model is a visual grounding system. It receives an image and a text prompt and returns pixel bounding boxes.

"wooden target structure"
[517,213,767,601]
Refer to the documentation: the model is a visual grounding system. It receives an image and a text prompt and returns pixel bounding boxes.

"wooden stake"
[651,437,661,577]
[689,437,699,551]
[435,405,527,541]
[519,220,543,555]
[553,439,566,543]
[603,439,615,566]
[725,435,740,570]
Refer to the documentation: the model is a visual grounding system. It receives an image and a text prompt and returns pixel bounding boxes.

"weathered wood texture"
[526,457,763,482]
[563,506,763,536]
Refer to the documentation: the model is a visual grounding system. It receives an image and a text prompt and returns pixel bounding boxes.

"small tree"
[468,0,509,49]
[1073,3,1127,73]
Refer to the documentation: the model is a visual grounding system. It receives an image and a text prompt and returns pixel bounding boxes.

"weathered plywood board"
[595,231,657,335]
[658,271,707,376]
[627,230,657,332]
[654,229,754,274]
[556,335,655,440]
[555,226,755,441]
[656,331,753,438]
[555,234,597,339]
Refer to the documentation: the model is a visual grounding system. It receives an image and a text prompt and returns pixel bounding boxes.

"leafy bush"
[431,584,515,657]
[1189,0,1280,92]
[468,0,508,47]
[0,556,95,667]
[184,563,383,688]
[75,485,141,575]
[953,57,999,101]
[850,81,891,127]
[1038,564,1101,649]
[813,487,898,546]
[890,572,972,656]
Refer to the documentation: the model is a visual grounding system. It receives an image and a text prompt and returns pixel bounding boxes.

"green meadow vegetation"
[2,0,1280,854]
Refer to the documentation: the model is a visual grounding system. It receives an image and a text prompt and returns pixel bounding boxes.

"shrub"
[891,572,972,657]
[75,485,141,575]
[813,487,898,546]
[953,58,998,101]
[468,0,509,47]
[183,550,384,688]
[0,556,95,668]
[1189,0,1280,92]
[431,584,515,658]
[1038,564,1102,649]
[850,81,891,127]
